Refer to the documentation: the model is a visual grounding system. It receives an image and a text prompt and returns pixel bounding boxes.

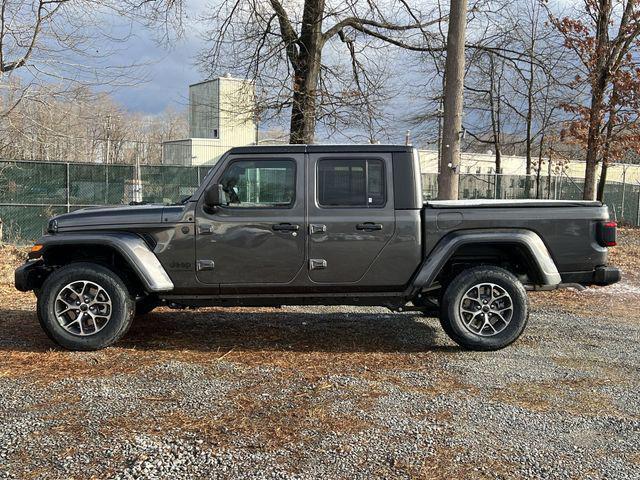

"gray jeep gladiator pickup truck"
[15,144,620,351]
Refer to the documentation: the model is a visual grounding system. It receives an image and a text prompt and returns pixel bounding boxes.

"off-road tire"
[440,266,529,351]
[37,262,135,351]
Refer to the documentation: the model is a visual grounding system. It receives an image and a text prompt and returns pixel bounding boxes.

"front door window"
[219,160,296,208]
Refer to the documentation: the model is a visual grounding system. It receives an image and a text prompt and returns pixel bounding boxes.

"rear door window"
[317,159,385,207]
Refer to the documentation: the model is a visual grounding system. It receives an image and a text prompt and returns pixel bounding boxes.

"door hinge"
[309,258,327,270]
[196,260,215,271]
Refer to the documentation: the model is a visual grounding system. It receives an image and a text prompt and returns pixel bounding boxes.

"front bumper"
[560,266,621,287]
[14,260,49,292]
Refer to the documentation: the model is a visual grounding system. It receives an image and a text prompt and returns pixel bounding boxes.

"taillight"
[597,221,617,247]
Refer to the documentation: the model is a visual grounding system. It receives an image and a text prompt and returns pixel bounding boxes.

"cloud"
[107,26,205,114]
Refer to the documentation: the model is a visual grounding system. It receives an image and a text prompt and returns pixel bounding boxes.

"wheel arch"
[410,229,561,295]
[33,233,174,294]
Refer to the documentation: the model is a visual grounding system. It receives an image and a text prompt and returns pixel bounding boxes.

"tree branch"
[323,16,443,42]
[268,0,300,67]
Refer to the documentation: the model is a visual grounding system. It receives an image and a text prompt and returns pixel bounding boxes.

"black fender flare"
[31,232,174,293]
[409,228,561,295]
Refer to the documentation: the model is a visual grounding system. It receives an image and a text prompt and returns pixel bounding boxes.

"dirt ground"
[0,231,639,479]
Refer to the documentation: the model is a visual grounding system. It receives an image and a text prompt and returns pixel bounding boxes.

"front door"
[195,154,306,285]
[307,153,395,284]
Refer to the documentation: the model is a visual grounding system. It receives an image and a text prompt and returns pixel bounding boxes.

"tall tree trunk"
[535,132,546,199]
[524,31,536,198]
[438,0,468,200]
[487,56,502,197]
[597,159,608,201]
[547,153,552,199]
[584,72,608,199]
[597,85,618,201]
[597,105,616,201]
[289,0,325,144]
[583,0,611,200]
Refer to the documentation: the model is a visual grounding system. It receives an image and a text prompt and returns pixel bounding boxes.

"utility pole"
[105,114,112,165]
[436,97,444,175]
[438,0,468,200]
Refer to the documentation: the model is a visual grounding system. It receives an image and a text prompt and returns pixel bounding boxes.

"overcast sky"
[108,24,204,114]
[98,5,432,145]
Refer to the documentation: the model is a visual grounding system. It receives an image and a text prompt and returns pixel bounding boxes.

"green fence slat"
[0,205,67,243]
[1,159,639,245]
[140,165,200,204]
[0,161,67,204]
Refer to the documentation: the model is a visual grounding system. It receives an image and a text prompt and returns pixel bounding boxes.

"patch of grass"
[490,378,622,417]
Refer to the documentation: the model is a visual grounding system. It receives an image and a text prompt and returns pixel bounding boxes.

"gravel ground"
[1,303,638,479]
[0,232,639,479]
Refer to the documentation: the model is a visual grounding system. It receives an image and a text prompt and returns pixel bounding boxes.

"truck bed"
[426,199,602,208]
[421,199,610,275]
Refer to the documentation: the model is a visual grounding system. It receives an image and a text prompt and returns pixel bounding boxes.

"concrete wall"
[189,81,220,139]
[162,139,231,166]
[217,77,257,147]
[165,77,258,166]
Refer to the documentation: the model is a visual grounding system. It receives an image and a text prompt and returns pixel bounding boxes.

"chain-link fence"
[0,160,213,243]
[422,172,640,226]
[0,159,638,244]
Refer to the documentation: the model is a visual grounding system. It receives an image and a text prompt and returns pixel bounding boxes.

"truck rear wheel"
[439,266,529,351]
[37,262,135,351]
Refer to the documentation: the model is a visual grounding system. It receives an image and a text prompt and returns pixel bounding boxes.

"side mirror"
[204,184,225,210]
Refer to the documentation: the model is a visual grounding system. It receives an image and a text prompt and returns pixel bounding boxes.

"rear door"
[195,153,306,285]
[306,153,395,284]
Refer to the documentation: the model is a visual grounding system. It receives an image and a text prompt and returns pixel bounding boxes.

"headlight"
[48,219,58,233]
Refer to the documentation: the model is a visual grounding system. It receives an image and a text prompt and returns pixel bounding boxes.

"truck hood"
[52,204,167,230]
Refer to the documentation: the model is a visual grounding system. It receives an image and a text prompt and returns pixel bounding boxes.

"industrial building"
[162,77,257,166]
[160,76,640,186]
[418,149,640,185]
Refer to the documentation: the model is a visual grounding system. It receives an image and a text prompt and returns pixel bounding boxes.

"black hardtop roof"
[227,144,415,155]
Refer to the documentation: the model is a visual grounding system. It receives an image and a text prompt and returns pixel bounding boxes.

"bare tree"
[465,50,509,175]
[549,0,640,200]
[1,0,144,119]
[461,0,571,196]
[509,0,571,195]
[0,87,188,163]
[438,0,468,200]
[191,0,446,144]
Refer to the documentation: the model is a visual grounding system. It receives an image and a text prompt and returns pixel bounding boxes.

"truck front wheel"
[439,266,529,351]
[37,262,135,351]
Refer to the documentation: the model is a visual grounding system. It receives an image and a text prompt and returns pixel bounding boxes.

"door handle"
[309,258,327,270]
[309,223,326,234]
[196,259,215,271]
[198,224,214,235]
[272,223,300,232]
[356,222,383,231]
